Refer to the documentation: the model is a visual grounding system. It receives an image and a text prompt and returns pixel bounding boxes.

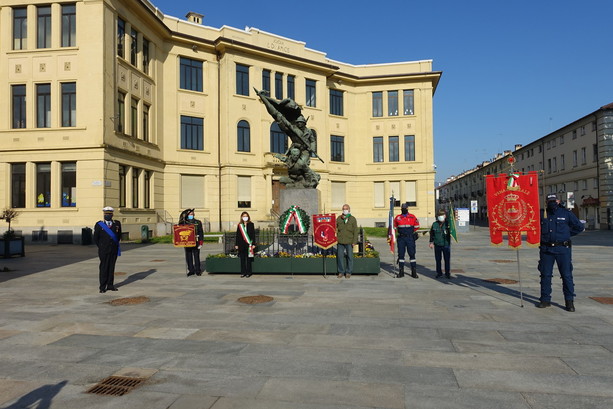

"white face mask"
[437,216,446,222]
[342,209,350,215]
[242,217,249,222]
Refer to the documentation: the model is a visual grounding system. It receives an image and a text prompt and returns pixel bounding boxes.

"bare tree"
[1,208,20,236]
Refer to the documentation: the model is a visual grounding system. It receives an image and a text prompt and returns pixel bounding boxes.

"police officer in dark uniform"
[179,209,204,276]
[94,206,122,293]
[394,202,420,278]
[537,194,584,311]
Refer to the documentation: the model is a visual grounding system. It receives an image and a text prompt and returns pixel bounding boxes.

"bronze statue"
[256,89,322,188]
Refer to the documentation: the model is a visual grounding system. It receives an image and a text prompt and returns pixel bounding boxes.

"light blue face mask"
[187,215,194,220]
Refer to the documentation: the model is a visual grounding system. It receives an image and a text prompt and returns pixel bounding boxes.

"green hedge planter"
[205,257,380,275]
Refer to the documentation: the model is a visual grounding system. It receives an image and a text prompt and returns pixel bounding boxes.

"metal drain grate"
[590,297,613,305]
[87,376,146,396]
[482,278,519,284]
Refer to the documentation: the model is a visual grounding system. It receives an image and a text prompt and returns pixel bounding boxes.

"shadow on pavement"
[116,268,157,288]
[1,380,67,409]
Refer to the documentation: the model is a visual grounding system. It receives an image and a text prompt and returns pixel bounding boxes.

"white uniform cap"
[102,206,114,212]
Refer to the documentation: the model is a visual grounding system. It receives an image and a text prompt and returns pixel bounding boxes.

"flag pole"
[516,247,524,307]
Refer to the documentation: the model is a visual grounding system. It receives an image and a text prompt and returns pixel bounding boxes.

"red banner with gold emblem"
[173,224,196,247]
[486,172,540,248]
[312,214,337,250]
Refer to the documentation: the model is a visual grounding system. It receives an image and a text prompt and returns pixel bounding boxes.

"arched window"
[270,122,287,154]
[237,120,250,152]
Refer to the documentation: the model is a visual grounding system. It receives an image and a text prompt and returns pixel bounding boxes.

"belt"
[541,241,571,247]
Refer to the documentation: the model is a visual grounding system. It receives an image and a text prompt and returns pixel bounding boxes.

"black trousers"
[239,251,253,275]
[99,250,118,290]
[184,247,201,274]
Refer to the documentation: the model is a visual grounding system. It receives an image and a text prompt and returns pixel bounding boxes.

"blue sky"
[152,0,613,183]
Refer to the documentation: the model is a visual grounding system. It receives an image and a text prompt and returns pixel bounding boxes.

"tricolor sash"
[239,223,254,257]
[97,221,121,256]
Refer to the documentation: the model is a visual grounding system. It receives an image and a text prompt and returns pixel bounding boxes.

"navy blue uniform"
[394,212,420,277]
[538,204,584,303]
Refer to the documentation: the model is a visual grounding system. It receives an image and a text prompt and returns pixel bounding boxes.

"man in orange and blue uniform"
[394,202,420,278]
[537,194,584,311]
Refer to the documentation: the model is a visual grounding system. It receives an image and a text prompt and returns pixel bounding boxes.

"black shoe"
[245,274,252,278]
[240,274,247,278]
[435,273,443,279]
[536,301,551,308]
[565,300,575,312]
[445,274,452,279]
[196,272,202,276]
[187,272,195,277]
[99,289,106,293]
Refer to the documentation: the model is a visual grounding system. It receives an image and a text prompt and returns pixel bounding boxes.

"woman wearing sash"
[235,212,256,278]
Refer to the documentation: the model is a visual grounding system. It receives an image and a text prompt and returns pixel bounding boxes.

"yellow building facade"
[0,0,441,242]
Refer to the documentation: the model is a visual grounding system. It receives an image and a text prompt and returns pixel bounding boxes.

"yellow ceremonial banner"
[173,224,196,247]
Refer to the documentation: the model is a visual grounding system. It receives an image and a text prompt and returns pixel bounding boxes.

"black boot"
[411,266,418,278]
[565,300,575,312]
[397,266,404,278]
[536,301,551,308]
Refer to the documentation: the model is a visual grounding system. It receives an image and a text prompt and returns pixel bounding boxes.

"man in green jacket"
[336,204,358,278]
[429,209,452,279]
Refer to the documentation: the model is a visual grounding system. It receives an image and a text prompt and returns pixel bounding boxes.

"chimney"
[514,144,523,150]
[186,12,204,25]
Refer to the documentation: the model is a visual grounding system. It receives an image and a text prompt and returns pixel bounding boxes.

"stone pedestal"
[279,188,320,232]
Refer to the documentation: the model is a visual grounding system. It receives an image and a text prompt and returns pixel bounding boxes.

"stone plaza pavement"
[0,227,612,409]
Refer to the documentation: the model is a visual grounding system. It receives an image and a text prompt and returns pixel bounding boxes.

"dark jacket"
[94,220,122,253]
[429,220,451,247]
[235,222,256,252]
[182,218,204,247]
[540,204,584,244]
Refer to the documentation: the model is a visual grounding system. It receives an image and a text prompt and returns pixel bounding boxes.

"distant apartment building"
[438,103,613,230]
[0,0,442,243]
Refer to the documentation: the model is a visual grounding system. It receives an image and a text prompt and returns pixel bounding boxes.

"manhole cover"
[237,295,274,304]
[590,297,613,305]
[86,376,146,396]
[482,278,519,284]
[489,260,516,263]
[108,296,150,306]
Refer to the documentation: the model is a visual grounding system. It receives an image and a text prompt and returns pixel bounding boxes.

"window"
[36,163,51,207]
[13,7,27,50]
[547,159,551,174]
[552,157,557,172]
[582,179,587,190]
[546,141,550,150]
[237,120,251,152]
[405,181,417,207]
[592,121,597,132]
[132,168,140,208]
[388,91,398,116]
[306,79,316,107]
[572,150,577,167]
[373,137,383,162]
[404,135,415,161]
[142,38,150,74]
[180,116,204,150]
[117,91,126,132]
[388,136,399,161]
[36,84,51,128]
[572,129,577,139]
[560,154,565,170]
[374,182,385,208]
[270,123,287,154]
[330,135,344,162]
[131,98,138,137]
[61,4,76,47]
[144,170,151,209]
[37,6,51,49]
[275,72,283,99]
[61,82,76,127]
[11,164,26,208]
[573,181,579,191]
[236,63,249,96]
[119,165,126,207]
[262,69,271,94]
[330,89,343,116]
[593,178,599,189]
[130,29,138,66]
[331,182,345,209]
[237,176,251,208]
[372,91,383,117]
[180,57,203,92]
[551,138,556,148]
[560,135,564,145]
[12,85,26,129]
[581,147,586,165]
[580,126,586,136]
[403,90,414,115]
[593,144,598,162]
[180,175,204,208]
[287,75,295,100]
[117,17,125,58]
[142,104,150,142]
[61,162,76,207]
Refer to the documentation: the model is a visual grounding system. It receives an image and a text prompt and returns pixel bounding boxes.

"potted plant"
[0,208,25,258]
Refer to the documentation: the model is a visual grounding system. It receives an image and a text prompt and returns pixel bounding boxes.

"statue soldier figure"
[256,89,322,188]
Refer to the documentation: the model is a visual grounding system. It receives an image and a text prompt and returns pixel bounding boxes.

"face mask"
[547,202,558,211]
[104,214,113,221]
[401,208,408,215]
[437,216,446,222]
[187,215,194,220]
[242,217,249,222]
[342,210,350,215]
